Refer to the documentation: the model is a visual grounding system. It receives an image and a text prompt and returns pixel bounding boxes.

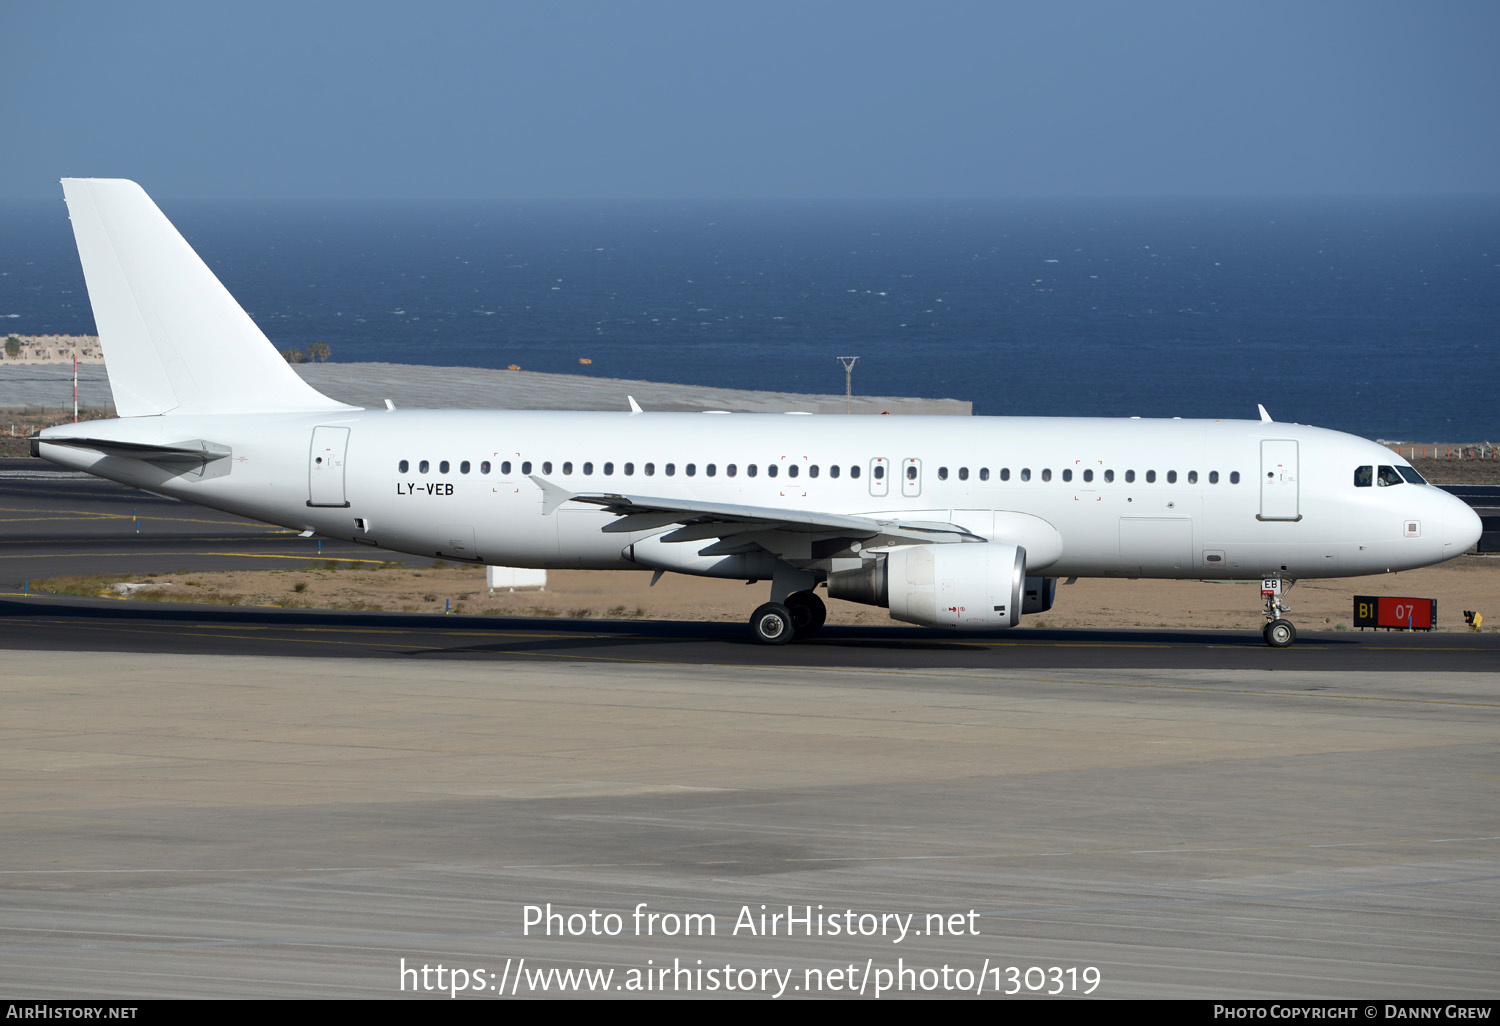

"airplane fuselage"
[37,409,1476,583]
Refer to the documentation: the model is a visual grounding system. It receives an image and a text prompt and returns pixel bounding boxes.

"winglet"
[1258,403,1273,423]
[628,395,643,415]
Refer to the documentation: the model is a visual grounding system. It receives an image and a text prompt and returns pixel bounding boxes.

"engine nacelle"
[829,542,1026,629]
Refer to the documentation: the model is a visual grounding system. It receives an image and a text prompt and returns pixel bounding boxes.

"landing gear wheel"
[1263,619,1296,648]
[785,591,827,638]
[750,602,795,645]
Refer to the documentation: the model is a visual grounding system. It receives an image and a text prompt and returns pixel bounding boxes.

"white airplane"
[34,179,1483,647]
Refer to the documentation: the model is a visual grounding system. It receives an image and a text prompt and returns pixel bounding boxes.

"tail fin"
[60,178,353,417]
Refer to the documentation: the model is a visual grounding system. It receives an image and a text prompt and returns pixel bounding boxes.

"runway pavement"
[2,457,1497,999]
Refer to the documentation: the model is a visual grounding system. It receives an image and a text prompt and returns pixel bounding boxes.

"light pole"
[837,356,859,414]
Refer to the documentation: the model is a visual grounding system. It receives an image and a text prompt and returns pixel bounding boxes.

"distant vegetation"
[4,336,20,360]
[280,342,330,364]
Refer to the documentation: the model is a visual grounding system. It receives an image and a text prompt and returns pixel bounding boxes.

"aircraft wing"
[530,476,983,559]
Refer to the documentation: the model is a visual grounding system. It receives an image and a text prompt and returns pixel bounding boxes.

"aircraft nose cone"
[1444,495,1483,556]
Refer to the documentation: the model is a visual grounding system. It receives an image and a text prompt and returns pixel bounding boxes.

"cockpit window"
[1377,465,1403,487]
[1354,466,1372,487]
[1397,466,1426,484]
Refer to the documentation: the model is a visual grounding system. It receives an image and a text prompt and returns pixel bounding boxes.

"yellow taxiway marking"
[0,550,391,564]
[0,506,272,528]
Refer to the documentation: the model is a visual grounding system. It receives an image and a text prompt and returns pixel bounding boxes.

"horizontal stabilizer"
[32,435,231,464]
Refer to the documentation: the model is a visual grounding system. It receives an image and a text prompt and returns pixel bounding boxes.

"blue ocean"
[3,197,1497,440]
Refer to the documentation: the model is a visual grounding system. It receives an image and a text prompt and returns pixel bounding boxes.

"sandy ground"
[39,553,1499,633]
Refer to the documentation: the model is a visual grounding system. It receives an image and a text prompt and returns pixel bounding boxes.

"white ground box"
[487,565,547,591]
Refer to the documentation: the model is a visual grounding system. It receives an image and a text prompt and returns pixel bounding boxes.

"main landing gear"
[1260,577,1297,648]
[749,590,826,645]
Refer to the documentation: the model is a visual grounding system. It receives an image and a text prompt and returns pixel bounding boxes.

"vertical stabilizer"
[60,178,353,417]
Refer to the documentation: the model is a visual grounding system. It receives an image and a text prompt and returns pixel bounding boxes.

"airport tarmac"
[1,462,1497,999]
[0,361,972,416]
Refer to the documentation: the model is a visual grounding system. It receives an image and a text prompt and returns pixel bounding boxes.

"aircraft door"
[900,458,922,497]
[1258,439,1300,521]
[868,457,889,498]
[308,426,351,508]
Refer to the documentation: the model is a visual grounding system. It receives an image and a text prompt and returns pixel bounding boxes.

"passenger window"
[522,461,533,474]
[1209,471,1219,484]
[603,462,614,475]
[419,460,430,474]
[686,463,696,476]
[938,467,949,481]
[665,463,676,476]
[1146,470,1156,483]
[1167,470,1177,483]
[1187,470,1198,484]
[829,465,840,479]
[979,468,989,481]
[767,465,777,478]
[727,464,736,477]
[1039,468,1049,482]
[582,462,593,475]
[808,465,818,478]
[1125,469,1135,483]
[624,462,634,475]
[438,460,449,474]
[1377,465,1403,487]
[1083,469,1093,483]
[399,459,409,473]
[460,461,470,474]
[542,461,553,475]
[1000,468,1010,481]
[960,467,970,481]
[1230,471,1240,484]
[873,465,885,480]
[644,462,655,476]
[706,464,716,477]
[850,466,861,479]
[907,465,918,481]
[747,464,757,478]
[1062,468,1072,482]
[1104,469,1114,483]
[787,465,798,478]
[1021,468,1031,481]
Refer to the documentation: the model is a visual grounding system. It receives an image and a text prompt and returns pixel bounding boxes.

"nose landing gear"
[1261,577,1297,647]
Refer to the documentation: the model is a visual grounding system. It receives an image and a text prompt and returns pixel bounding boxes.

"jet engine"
[828,542,1026,629]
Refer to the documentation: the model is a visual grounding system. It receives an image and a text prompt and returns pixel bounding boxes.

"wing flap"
[530,479,985,563]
